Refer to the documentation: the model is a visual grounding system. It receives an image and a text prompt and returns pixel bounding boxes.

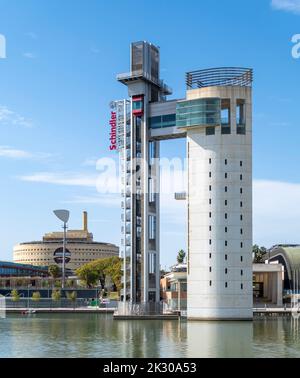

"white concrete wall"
[187,86,253,320]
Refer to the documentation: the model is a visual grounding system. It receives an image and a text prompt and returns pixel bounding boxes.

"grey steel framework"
[186,67,253,89]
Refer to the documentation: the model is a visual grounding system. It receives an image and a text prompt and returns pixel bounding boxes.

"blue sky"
[0,0,300,268]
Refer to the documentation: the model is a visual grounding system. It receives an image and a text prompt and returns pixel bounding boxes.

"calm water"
[1,314,300,358]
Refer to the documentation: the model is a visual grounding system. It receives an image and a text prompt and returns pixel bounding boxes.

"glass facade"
[149,114,176,129]
[0,261,49,277]
[176,98,221,128]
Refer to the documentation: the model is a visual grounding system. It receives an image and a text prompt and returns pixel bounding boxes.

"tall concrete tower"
[113,42,253,319]
[180,69,253,320]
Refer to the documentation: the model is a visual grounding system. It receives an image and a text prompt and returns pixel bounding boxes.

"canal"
[1,314,300,358]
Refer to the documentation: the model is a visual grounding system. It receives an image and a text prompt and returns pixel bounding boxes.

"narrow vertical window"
[240,188,243,194]
[225,213,228,220]
[209,172,212,178]
[225,173,228,179]
[225,241,228,247]
[225,268,228,274]
[209,253,212,259]
[209,267,212,273]
[240,174,243,181]
[209,226,212,232]
[241,242,243,248]
[225,159,228,165]
[240,214,243,221]
[241,256,243,262]
[209,158,212,164]
[241,270,243,276]
[240,229,243,235]
[225,282,228,288]
[209,239,212,245]
[209,199,212,205]
[240,201,243,208]
[225,200,228,206]
[225,227,228,233]
[241,284,244,290]
[210,281,212,287]
[240,161,243,167]
[209,185,212,191]
[225,254,228,261]
[209,212,212,218]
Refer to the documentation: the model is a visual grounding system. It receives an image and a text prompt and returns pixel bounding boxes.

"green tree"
[177,249,186,264]
[32,291,41,302]
[75,265,99,288]
[11,289,20,302]
[51,290,61,301]
[253,245,267,263]
[75,257,122,292]
[48,265,61,279]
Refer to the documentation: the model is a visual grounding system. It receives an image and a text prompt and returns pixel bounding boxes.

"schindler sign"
[109,111,117,151]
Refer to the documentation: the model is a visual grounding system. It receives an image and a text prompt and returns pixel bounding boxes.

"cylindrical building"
[179,69,253,320]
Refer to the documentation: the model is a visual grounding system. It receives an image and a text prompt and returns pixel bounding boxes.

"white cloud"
[23,52,36,59]
[18,172,98,187]
[63,194,120,207]
[271,0,300,14]
[0,146,32,159]
[0,105,33,128]
[0,146,55,161]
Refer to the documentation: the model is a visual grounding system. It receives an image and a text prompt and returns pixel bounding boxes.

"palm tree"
[177,250,186,264]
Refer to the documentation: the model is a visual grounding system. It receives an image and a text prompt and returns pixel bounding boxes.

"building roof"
[268,246,300,279]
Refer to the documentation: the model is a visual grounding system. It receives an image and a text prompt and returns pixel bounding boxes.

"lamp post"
[53,210,70,290]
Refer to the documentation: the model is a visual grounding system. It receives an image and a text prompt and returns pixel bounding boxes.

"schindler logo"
[109,111,117,151]
[0,34,6,59]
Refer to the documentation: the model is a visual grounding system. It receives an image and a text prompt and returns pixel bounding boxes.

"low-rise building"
[161,264,187,311]
[13,212,119,273]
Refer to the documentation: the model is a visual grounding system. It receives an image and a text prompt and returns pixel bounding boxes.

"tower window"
[225,200,228,206]
[240,215,243,221]
[241,270,243,276]
[225,254,228,261]
[225,268,228,274]
[209,172,212,178]
[240,229,243,235]
[241,242,244,248]
[240,188,243,194]
[240,174,243,181]
[225,159,228,165]
[209,226,212,232]
[209,267,212,273]
[240,161,243,167]
[241,284,244,290]
[209,212,212,218]
[225,173,228,179]
[225,213,228,219]
[209,199,212,205]
[209,158,212,164]
[209,185,212,191]
[225,186,228,193]
[209,253,212,259]
[225,282,228,288]
[225,241,228,247]
[240,201,243,208]
[241,256,243,262]
[210,281,212,287]
[209,240,212,245]
[225,227,228,233]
